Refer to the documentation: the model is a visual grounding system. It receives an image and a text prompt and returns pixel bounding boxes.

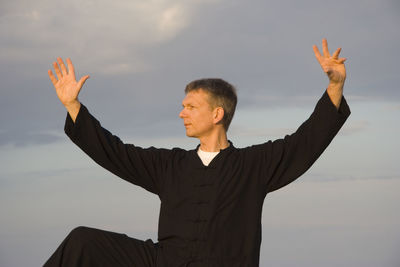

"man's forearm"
[65,100,81,123]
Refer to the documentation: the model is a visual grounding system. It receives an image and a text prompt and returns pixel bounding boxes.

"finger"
[77,75,90,90]
[53,61,63,80]
[48,70,58,86]
[338,58,347,64]
[332,47,341,59]
[57,57,68,76]
[322,38,330,57]
[66,58,76,79]
[313,45,322,62]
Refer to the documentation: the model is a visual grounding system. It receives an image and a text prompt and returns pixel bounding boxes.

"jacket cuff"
[320,90,351,119]
[64,104,87,140]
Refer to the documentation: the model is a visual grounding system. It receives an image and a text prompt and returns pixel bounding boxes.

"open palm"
[313,39,346,84]
[48,58,89,106]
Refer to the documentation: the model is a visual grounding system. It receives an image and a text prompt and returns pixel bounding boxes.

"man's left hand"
[313,38,347,109]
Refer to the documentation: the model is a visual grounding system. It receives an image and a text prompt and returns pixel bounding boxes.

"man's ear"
[213,107,224,125]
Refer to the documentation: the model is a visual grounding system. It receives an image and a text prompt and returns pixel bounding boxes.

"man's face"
[179,89,215,138]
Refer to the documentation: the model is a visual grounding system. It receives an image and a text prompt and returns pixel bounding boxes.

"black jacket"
[64,90,350,266]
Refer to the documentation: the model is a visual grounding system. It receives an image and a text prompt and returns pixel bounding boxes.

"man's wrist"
[327,82,344,95]
[64,100,81,123]
[64,99,80,109]
[326,82,344,110]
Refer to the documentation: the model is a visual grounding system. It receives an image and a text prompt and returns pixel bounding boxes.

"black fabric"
[43,226,160,267]
[47,90,350,266]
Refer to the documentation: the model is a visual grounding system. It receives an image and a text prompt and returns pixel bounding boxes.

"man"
[44,39,350,266]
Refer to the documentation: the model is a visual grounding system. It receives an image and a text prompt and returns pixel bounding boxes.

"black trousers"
[43,226,164,267]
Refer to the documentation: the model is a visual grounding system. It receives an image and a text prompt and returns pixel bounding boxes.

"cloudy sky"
[0,0,399,266]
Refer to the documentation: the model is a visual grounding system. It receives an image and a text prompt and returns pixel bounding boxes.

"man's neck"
[198,131,229,152]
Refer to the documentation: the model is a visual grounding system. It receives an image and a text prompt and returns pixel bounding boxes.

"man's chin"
[185,130,197,138]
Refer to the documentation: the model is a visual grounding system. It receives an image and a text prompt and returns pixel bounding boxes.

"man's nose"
[179,109,185,118]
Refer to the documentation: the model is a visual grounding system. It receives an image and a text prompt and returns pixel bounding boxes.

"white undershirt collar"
[197,148,220,166]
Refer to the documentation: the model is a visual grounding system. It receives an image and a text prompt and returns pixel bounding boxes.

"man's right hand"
[48,57,89,122]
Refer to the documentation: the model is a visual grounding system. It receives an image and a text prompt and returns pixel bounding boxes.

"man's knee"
[66,226,98,248]
[69,226,94,237]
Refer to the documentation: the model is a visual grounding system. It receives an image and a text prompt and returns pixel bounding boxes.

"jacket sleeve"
[256,90,350,193]
[64,104,170,196]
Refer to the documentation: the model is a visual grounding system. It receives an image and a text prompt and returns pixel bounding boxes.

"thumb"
[77,75,90,89]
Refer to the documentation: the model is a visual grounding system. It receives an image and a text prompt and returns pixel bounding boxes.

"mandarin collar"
[194,140,234,153]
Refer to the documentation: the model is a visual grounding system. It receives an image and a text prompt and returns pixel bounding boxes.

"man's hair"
[185,78,237,131]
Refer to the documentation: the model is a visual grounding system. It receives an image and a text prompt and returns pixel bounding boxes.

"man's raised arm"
[313,38,347,109]
[48,57,90,122]
[47,57,168,195]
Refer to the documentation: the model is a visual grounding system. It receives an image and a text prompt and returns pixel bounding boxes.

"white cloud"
[0,0,220,75]
[339,120,369,136]
[157,4,188,41]
[97,62,151,75]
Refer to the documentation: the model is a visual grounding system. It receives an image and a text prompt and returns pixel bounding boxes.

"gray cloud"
[339,120,369,136]
[230,125,295,139]
[0,130,62,147]
[1,0,399,147]
[0,0,221,74]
